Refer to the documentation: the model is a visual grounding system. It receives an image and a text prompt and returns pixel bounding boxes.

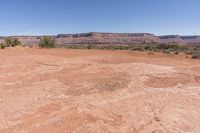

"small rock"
[155,117,160,122]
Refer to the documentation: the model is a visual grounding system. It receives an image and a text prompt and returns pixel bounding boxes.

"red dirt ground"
[0,48,200,133]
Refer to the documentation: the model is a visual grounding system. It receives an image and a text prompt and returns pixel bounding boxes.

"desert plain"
[0,48,200,133]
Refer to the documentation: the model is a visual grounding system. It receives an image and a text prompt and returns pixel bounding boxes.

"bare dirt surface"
[0,48,200,133]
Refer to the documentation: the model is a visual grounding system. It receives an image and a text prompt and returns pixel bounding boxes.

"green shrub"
[157,44,170,49]
[191,50,200,59]
[39,37,55,48]
[144,45,150,50]
[5,37,13,47]
[132,47,144,51]
[87,44,92,49]
[185,50,193,55]
[162,50,171,54]
[12,38,21,46]
[0,43,5,49]
[68,45,80,49]
[156,44,178,51]
[4,37,21,47]
[113,46,127,50]
[148,52,154,55]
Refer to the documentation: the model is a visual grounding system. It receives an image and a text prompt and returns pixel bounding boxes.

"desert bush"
[63,43,200,59]
[12,38,21,46]
[184,50,193,55]
[113,46,128,50]
[156,44,170,49]
[144,45,150,50]
[87,44,92,49]
[169,44,179,50]
[148,52,154,55]
[95,45,129,50]
[5,37,13,47]
[4,37,21,47]
[0,43,5,49]
[162,50,171,54]
[132,47,144,51]
[39,37,55,48]
[191,50,200,59]
[67,45,80,49]
[155,43,178,51]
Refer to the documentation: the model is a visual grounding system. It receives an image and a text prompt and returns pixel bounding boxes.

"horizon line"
[1,32,200,37]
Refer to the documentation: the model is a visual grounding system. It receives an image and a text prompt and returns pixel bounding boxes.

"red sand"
[0,48,200,133]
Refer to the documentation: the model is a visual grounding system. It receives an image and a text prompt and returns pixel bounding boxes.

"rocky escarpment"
[56,32,158,44]
[0,32,200,46]
[57,33,200,44]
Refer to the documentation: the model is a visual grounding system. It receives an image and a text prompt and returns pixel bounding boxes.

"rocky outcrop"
[0,33,200,46]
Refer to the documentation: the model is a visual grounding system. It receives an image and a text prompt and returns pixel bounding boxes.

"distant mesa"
[0,32,200,46]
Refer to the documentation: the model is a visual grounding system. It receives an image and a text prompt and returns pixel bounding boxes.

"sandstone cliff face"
[0,33,200,46]
[56,32,159,45]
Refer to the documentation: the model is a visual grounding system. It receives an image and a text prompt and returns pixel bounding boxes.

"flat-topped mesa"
[57,33,93,38]
[57,32,155,38]
[1,33,200,46]
[159,35,200,43]
[56,32,158,44]
[90,32,155,37]
[180,36,200,43]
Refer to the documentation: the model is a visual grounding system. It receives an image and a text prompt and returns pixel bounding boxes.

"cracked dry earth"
[0,48,200,133]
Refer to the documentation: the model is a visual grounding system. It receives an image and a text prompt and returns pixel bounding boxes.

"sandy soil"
[0,48,200,133]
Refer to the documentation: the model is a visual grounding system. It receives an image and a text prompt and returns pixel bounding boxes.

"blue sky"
[0,0,200,36]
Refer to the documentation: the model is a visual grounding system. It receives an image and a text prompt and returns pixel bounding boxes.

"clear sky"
[0,0,200,36]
